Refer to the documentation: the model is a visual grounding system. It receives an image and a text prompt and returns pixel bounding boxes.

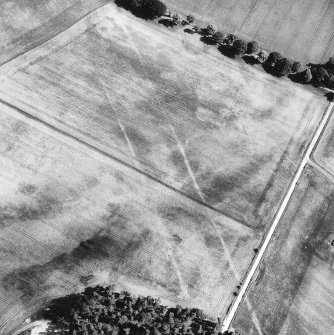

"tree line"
[116,0,334,100]
[39,286,238,335]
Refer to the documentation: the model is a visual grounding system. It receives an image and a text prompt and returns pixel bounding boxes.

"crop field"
[163,0,334,64]
[0,4,327,231]
[0,2,333,334]
[0,0,109,65]
[313,110,334,180]
[0,103,260,334]
[233,165,334,335]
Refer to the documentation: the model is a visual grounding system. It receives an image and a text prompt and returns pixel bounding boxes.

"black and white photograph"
[0,0,333,334]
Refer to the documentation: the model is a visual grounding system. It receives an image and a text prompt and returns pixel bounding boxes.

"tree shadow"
[217,44,235,58]
[325,92,334,101]
[41,294,79,321]
[262,62,282,77]
[184,28,195,34]
[114,0,158,20]
[158,18,174,27]
[288,72,305,84]
[242,55,259,65]
[200,36,216,45]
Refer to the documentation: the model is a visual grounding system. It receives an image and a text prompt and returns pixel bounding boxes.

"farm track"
[223,101,334,332]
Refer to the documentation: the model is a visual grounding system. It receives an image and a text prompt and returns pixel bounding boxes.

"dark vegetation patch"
[115,0,167,20]
[36,287,237,334]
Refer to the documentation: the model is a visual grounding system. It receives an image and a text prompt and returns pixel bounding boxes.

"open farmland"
[313,109,334,180]
[0,103,260,334]
[0,0,109,65]
[163,0,334,64]
[0,2,333,334]
[0,4,327,231]
[233,164,334,335]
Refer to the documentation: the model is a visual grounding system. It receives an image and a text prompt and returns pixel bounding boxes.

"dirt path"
[222,101,334,332]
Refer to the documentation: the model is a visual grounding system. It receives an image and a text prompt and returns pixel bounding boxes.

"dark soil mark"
[124,126,152,157]
[159,205,207,229]
[2,228,151,299]
[202,153,272,205]
[204,234,222,249]
[0,192,61,229]
[172,234,182,244]
[18,182,37,195]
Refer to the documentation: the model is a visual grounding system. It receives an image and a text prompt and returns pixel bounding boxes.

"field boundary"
[0,97,251,232]
[222,101,334,332]
[0,0,111,69]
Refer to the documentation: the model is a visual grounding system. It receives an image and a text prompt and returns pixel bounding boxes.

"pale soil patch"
[233,165,334,335]
[0,3,327,230]
[0,104,259,335]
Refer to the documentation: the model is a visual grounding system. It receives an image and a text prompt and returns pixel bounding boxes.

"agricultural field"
[313,110,334,179]
[163,0,334,64]
[0,2,333,335]
[0,103,259,334]
[0,0,109,65]
[0,4,327,231]
[233,164,334,335]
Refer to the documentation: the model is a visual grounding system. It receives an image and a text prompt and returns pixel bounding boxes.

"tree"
[192,25,200,33]
[247,41,258,54]
[172,13,181,26]
[211,31,225,44]
[301,67,312,83]
[145,0,167,18]
[326,73,334,89]
[233,39,247,56]
[124,0,167,19]
[257,50,269,63]
[205,24,216,36]
[186,14,195,24]
[291,61,303,73]
[311,66,329,84]
[225,34,237,45]
[327,92,334,102]
[326,56,334,74]
[41,286,220,335]
[276,58,293,76]
[267,52,282,66]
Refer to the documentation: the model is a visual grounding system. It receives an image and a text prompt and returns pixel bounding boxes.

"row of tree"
[39,286,238,335]
[177,20,334,92]
[116,0,334,95]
